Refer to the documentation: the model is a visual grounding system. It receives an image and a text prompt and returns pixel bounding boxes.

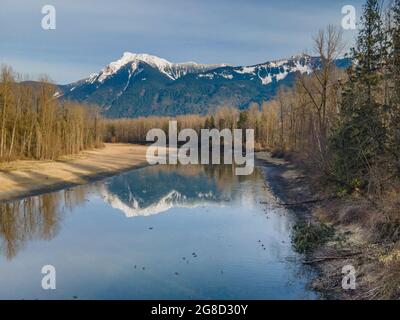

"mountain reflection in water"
[0,164,317,300]
[101,165,263,217]
[0,165,263,260]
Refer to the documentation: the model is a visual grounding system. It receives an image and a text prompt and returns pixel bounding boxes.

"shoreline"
[0,143,149,202]
[256,152,386,300]
[1,147,390,299]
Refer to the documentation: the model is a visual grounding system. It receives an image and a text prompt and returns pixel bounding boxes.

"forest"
[0,66,103,161]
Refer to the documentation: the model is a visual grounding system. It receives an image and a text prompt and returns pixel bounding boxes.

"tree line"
[0,66,103,162]
[103,107,241,144]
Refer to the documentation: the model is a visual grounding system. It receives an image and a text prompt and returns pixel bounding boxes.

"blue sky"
[0,0,364,84]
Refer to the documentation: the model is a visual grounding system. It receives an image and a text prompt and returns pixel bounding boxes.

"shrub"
[292,222,335,253]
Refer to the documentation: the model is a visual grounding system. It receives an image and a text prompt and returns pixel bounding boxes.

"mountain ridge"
[57,52,350,118]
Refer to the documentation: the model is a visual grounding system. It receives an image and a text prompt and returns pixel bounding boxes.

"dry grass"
[315,188,400,299]
[370,246,400,299]
[313,206,333,223]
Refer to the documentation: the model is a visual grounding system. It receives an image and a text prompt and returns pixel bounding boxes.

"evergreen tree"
[237,111,249,129]
[330,0,387,189]
[204,116,216,129]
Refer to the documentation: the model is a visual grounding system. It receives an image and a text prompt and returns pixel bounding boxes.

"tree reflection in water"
[0,187,92,259]
[0,165,262,260]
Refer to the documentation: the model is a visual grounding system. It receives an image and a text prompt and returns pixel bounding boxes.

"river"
[0,164,317,299]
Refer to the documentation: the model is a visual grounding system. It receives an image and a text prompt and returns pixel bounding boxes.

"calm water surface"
[0,165,317,299]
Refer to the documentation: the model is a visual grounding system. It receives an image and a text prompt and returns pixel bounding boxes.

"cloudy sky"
[0,0,364,84]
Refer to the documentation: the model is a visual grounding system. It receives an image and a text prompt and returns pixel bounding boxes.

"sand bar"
[0,143,149,201]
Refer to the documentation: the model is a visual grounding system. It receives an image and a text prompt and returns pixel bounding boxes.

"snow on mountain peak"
[222,54,315,85]
[93,52,227,83]
[81,51,318,89]
[96,52,167,82]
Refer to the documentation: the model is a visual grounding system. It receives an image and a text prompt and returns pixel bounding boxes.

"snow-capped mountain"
[194,55,314,85]
[98,165,222,217]
[101,188,219,217]
[88,52,227,83]
[97,164,260,218]
[59,52,349,118]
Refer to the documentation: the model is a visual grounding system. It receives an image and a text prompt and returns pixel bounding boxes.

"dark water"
[0,165,317,300]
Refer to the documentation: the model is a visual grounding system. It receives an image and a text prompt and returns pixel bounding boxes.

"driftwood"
[260,196,337,206]
[278,198,327,206]
[303,252,362,264]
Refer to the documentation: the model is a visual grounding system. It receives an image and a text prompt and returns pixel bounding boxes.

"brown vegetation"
[0,66,103,162]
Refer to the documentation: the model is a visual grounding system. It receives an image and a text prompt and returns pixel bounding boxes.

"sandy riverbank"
[0,143,149,201]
